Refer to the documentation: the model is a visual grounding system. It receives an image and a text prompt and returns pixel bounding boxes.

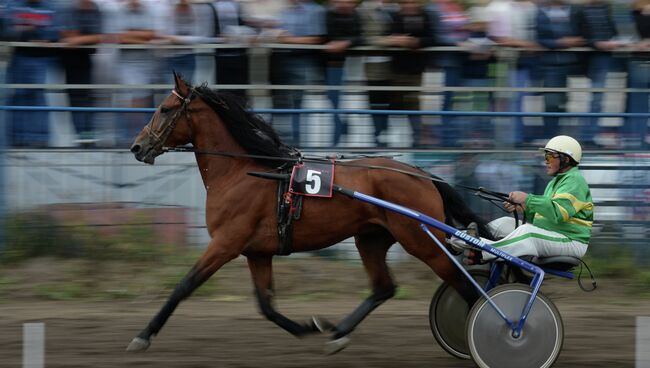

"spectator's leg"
[290,57,314,147]
[327,66,346,145]
[270,90,295,146]
[463,78,492,145]
[624,59,650,148]
[541,64,567,139]
[169,54,196,85]
[7,56,27,147]
[269,52,297,146]
[525,63,545,143]
[367,79,390,147]
[65,54,94,142]
[582,52,611,147]
[372,113,389,147]
[32,75,49,147]
[120,59,154,147]
[15,56,50,147]
[9,90,28,147]
[509,65,531,145]
[442,60,463,147]
[403,73,423,147]
[215,50,249,102]
[290,88,303,147]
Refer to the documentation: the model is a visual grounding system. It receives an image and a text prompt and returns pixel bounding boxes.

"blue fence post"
[0,51,7,251]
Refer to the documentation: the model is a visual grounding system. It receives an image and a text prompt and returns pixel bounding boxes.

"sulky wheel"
[466,284,564,368]
[429,270,491,359]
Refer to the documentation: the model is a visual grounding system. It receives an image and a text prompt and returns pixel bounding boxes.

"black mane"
[192,84,298,167]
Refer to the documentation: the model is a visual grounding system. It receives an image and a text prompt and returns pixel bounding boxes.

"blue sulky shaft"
[334,186,545,336]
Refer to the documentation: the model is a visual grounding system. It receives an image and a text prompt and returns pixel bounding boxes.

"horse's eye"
[160,106,171,114]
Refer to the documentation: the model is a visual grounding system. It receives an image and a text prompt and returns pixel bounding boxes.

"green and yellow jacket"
[524,167,593,244]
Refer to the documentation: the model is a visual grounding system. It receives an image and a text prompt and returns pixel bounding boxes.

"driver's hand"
[508,191,528,204]
[503,201,525,213]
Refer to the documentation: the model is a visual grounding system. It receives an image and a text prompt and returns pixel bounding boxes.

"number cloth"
[289,162,335,197]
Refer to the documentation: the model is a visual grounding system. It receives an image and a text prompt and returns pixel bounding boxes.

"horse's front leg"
[126,237,240,352]
[247,256,322,336]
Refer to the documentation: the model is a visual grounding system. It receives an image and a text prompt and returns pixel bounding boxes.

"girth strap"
[276,174,303,256]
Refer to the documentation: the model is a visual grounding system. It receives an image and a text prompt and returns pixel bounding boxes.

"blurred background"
[0,0,647,260]
[0,0,649,366]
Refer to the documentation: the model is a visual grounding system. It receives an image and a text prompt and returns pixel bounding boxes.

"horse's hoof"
[126,337,150,352]
[323,336,350,355]
[311,316,334,333]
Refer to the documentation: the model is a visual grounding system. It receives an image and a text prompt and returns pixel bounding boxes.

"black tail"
[432,178,496,241]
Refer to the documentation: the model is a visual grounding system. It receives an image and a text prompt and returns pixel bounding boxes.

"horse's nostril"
[131,144,141,154]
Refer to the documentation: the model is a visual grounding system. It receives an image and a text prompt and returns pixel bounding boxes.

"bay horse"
[127,72,491,353]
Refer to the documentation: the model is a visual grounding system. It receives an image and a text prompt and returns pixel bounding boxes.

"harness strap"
[166,146,514,200]
[276,170,303,256]
[176,146,524,232]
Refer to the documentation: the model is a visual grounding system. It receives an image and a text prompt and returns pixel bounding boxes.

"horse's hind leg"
[325,231,396,354]
[126,238,240,352]
[247,256,322,336]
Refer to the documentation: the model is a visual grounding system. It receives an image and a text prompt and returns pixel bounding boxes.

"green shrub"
[0,210,181,264]
[1,211,70,262]
[634,271,650,294]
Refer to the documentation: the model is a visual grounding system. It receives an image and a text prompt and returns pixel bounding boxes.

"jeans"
[581,52,612,145]
[166,53,196,84]
[392,72,423,147]
[367,79,391,146]
[326,66,347,145]
[7,54,52,147]
[509,65,536,144]
[460,78,494,143]
[62,53,94,137]
[540,64,570,139]
[215,50,249,101]
[0,59,6,249]
[441,62,463,147]
[441,63,493,147]
[625,59,650,148]
[271,53,320,146]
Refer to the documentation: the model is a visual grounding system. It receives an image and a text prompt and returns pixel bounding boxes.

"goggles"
[544,151,560,163]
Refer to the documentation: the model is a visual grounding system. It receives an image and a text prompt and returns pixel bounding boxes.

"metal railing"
[1,41,648,258]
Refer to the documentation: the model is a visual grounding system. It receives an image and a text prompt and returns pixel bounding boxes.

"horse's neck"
[192,131,253,189]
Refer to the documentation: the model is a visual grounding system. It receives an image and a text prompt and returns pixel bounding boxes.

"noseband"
[143,88,195,155]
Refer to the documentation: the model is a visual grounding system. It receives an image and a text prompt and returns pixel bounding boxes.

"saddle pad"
[289,161,335,197]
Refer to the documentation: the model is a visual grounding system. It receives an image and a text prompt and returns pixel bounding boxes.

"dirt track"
[0,259,647,367]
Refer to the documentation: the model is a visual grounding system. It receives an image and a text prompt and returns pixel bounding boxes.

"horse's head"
[131,72,196,164]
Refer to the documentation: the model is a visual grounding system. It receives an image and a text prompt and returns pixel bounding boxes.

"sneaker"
[447,222,479,252]
[466,222,478,238]
[448,238,468,252]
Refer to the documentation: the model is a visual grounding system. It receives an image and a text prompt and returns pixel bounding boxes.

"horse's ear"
[172,70,189,95]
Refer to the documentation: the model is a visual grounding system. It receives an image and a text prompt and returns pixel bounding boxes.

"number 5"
[305,170,322,194]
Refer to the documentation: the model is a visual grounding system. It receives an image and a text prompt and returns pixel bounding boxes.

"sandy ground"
[0,259,648,367]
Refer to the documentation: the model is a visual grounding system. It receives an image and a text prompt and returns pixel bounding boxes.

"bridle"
[142,87,195,157]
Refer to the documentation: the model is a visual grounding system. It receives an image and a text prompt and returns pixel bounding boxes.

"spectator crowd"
[1,0,650,149]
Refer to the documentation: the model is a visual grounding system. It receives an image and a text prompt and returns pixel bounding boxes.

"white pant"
[479,217,588,261]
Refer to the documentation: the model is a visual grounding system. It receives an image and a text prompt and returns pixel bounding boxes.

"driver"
[452,135,593,264]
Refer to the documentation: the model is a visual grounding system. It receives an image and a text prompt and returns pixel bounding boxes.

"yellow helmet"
[544,135,582,163]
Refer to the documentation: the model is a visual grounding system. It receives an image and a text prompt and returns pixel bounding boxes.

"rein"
[162,146,521,212]
[159,87,523,224]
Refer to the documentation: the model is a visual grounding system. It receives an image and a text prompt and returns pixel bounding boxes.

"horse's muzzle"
[130,143,156,165]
